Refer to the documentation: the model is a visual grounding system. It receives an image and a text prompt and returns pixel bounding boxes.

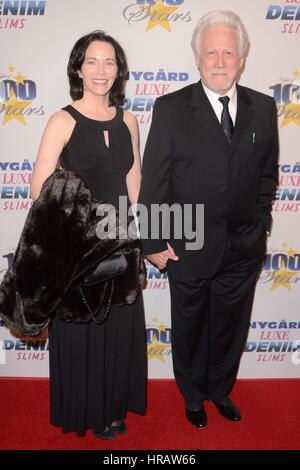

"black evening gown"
[49,105,147,436]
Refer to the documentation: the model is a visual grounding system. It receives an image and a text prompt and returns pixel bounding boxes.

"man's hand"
[146,243,179,270]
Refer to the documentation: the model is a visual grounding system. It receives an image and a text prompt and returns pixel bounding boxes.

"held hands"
[146,243,179,270]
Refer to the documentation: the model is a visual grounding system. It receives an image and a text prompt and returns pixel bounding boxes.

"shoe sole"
[110,424,127,435]
[94,430,115,440]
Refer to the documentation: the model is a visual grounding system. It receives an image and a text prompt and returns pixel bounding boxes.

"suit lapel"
[190,81,254,150]
[231,85,253,148]
[191,81,228,145]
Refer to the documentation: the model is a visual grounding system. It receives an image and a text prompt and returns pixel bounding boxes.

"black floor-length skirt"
[49,294,147,436]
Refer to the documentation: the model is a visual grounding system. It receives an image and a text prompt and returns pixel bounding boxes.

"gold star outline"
[1,89,32,126]
[146,1,179,32]
[270,261,297,291]
[147,333,170,362]
[14,72,26,85]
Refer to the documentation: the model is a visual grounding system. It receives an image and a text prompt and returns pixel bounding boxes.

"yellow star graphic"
[147,333,170,362]
[270,261,297,291]
[1,90,32,125]
[14,72,26,85]
[287,248,296,258]
[280,103,300,127]
[157,323,167,333]
[8,65,15,73]
[146,1,179,32]
[292,70,300,77]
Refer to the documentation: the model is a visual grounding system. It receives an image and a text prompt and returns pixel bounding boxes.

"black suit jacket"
[139,81,279,277]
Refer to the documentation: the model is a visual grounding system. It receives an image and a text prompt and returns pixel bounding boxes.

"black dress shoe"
[185,405,208,428]
[94,426,115,440]
[110,420,127,435]
[212,397,241,421]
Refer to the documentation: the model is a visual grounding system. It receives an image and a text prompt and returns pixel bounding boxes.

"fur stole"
[0,169,145,335]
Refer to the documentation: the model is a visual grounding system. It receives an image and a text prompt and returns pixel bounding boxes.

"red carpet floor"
[0,378,299,450]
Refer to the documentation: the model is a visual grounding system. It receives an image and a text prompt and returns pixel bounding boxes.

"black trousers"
[168,240,264,409]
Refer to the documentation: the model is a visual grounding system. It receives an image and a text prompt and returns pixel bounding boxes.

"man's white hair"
[191,10,250,58]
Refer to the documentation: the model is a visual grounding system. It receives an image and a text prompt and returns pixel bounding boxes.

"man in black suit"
[138,10,278,428]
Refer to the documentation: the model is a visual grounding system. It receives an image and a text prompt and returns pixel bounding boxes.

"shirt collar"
[202,81,237,107]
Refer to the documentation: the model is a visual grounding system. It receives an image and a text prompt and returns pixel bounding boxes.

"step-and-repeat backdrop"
[0,0,299,378]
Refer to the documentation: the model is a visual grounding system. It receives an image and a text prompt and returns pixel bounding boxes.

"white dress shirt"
[201,81,237,125]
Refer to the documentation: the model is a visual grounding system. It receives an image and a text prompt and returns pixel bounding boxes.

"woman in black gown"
[30,31,147,439]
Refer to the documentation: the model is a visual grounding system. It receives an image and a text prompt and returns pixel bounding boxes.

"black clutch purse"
[83,249,128,285]
[77,249,128,325]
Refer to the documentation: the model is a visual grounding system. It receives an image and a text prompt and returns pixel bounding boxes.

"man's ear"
[194,52,201,70]
[78,70,83,79]
[239,56,245,70]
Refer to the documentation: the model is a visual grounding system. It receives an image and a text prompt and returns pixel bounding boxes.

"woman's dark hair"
[67,30,128,106]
